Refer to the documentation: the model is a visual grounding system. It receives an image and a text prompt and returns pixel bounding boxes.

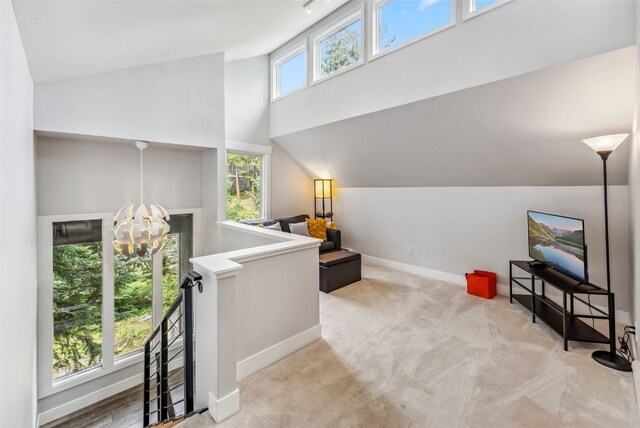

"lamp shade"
[582,134,628,153]
[315,179,332,198]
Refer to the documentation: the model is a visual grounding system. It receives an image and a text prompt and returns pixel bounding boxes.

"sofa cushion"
[289,221,310,236]
[264,222,282,231]
[275,214,310,233]
[306,218,327,241]
[319,241,336,253]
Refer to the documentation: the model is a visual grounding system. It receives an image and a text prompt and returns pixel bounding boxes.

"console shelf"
[509,260,614,351]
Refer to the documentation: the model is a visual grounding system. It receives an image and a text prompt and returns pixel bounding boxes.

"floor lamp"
[582,133,630,372]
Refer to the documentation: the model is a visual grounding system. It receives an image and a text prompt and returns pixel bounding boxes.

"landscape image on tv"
[527,211,586,282]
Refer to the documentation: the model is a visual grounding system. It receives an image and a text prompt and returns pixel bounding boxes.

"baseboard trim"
[236,324,322,381]
[361,254,631,325]
[208,388,239,423]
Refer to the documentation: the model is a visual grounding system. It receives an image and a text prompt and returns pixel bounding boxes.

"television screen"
[527,211,587,282]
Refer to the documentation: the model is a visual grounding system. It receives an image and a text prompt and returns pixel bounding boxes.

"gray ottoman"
[319,250,362,293]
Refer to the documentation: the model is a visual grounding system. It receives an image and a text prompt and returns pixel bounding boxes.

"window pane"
[227,153,262,221]
[278,51,306,97]
[473,0,498,11]
[163,214,193,309]
[319,19,362,78]
[114,251,152,359]
[52,220,103,380]
[378,0,452,53]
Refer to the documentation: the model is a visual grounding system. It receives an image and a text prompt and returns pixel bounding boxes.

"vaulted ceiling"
[273,47,635,187]
[12,0,348,82]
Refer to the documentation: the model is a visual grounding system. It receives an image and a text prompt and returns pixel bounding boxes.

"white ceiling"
[12,0,348,82]
[273,47,636,187]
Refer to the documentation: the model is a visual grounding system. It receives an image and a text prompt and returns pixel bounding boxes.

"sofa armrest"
[326,229,341,251]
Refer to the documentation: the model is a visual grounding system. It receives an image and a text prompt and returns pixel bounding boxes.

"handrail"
[143,271,202,427]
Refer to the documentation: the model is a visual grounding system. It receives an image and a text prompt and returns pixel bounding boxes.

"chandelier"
[112,141,170,258]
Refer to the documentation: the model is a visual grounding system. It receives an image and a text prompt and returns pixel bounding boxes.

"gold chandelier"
[112,141,170,258]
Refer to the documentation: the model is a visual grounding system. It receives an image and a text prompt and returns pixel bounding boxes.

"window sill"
[45,352,144,398]
[271,85,308,103]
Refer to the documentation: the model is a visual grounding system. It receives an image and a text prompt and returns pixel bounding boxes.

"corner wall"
[335,186,631,314]
[224,57,313,218]
[0,2,37,426]
[629,0,640,348]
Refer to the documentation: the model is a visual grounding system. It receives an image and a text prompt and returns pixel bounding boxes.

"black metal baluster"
[160,317,169,421]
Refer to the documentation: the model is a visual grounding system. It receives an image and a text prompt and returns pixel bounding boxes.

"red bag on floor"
[465,270,497,299]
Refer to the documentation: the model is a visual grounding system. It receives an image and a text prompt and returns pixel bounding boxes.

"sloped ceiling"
[273,47,635,187]
[12,0,348,82]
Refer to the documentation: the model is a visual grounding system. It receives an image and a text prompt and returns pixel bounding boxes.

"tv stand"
[509,260,613,351]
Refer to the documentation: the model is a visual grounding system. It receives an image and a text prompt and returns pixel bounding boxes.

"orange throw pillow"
[306,218,327,241]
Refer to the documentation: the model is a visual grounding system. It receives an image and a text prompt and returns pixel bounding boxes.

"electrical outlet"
[407,247,413,256]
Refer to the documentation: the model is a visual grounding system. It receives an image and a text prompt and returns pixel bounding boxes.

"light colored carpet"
[180,263,639,427]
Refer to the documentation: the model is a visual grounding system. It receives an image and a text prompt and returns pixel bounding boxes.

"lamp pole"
[589,147,631,371]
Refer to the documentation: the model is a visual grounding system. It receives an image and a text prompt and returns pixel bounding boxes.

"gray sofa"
[239,214,341,254]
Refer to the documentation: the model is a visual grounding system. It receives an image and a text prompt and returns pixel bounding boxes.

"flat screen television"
[527,210,588,283]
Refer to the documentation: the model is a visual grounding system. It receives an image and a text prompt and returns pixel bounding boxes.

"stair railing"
[143,271,201,427]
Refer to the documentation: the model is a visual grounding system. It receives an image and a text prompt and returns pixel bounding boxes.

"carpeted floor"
[181,263,638,428]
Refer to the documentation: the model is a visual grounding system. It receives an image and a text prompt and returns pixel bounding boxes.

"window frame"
[271,42,308,101]
[311,7,365,84]
[225,140,272,221]
[371,0,456,60]
[37,208,202,398]
[462,0,513,21]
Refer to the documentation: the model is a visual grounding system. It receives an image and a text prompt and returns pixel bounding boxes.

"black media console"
[509,260,614,351]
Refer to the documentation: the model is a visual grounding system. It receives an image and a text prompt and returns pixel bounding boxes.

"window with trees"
[227,152,263,221]
[374,0,453,55]
[273,44,307,99]
[314,11,363,80]
[52,219,103,379]
[42,212,195,391]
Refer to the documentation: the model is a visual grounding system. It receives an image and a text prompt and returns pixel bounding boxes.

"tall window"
[315,11,363,80]
[52,220,103,380]
[42,211,197,393]
[227,152,263,221]
[113,214,193,359]
[374,0,453,55]
[113,250,152,360]
[273,45,307,99]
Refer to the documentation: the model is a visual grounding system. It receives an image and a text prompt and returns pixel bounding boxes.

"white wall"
[0,2,37,427]
[223,56,312,218]
[629,1,640,346]
[270,0,635,137]
[270,143,313,218]
[225,56,271,146]
[36,136,204,215]
[335,186,631,313]
[34,54,225,148]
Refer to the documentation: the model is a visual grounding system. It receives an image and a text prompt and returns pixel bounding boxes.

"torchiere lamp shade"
[582,134,628,155]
